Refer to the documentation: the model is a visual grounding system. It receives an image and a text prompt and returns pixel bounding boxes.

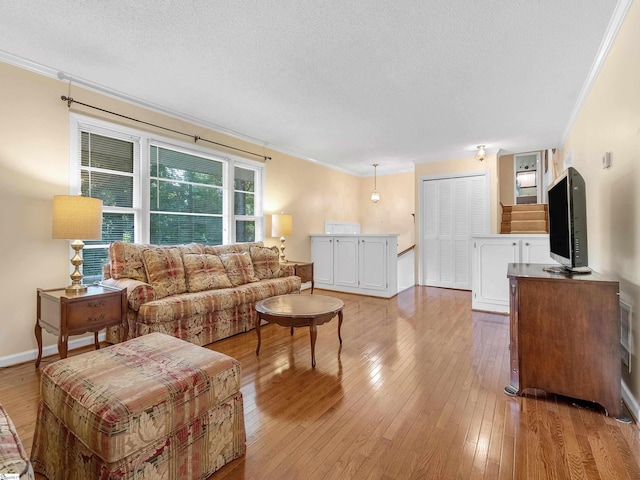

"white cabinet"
[311,236,334,284]
[471,234,554,313]
[334,236,359,288]
[311,234,398,298]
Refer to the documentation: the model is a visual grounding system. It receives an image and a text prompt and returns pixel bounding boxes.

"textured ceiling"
[0,1,622,176]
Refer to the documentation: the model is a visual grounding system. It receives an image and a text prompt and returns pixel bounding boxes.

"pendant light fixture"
[370,163,380,203]
[476,145,486,162]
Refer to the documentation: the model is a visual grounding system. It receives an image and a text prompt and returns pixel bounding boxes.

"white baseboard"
[0,332,106,368]
[622,379,640,422]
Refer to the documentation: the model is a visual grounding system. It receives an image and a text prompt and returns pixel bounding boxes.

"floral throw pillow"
[183,254,233,292]
[219,251,259,286]
[250,246,282,279]
[141,247,188,299]
[110,241,149,282]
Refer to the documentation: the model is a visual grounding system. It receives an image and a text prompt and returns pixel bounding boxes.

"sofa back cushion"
[183,254,234,292]
[110,242,149,282]
[219,251,259,286]
[142,247,188,299]
[204,241,263,256]
[250,246,282,279]
[178,243,205,255]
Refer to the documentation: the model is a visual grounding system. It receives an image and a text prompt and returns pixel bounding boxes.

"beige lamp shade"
[271,214,293,238]
[52,195,103,240]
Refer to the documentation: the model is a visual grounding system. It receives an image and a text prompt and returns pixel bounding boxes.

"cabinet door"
[334,236,359,288]
[359,237,387,291]
[472,238,518,312]
[311,236,334,284]
[521,237,553,264]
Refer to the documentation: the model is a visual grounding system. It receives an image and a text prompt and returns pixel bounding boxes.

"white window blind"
[149,144,225,245]
[79,129,139,282]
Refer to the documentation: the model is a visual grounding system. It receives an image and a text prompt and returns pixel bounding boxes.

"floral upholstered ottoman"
[30,332,245,479]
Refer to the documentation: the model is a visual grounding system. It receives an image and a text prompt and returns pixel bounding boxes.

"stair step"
[501,221,549,233]
[502,204,548,213]
[503,211,548,222]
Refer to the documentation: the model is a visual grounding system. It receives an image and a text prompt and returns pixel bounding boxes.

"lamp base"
[66,239,88,295]
[65,283,88,295]
[279,236,287,263]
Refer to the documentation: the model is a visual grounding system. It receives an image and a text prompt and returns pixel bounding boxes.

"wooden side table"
[286,261,314,293]
[35,284,127,367]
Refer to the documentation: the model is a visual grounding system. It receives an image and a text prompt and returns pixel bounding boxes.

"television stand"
[506,263,622,418]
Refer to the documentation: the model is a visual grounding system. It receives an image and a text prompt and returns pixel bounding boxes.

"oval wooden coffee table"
[255,294,344,368]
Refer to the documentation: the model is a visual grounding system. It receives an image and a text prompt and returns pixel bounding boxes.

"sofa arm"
[282,264,295,277]
[102,278,156,312]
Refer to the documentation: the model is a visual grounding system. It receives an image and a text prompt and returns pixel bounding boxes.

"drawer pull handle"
[88,301,106,308]
[88,314,106,322]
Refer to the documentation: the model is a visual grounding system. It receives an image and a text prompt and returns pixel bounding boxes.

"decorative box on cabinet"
[310,234,398,298]
[471,234,553,313]
[505,263,622,418]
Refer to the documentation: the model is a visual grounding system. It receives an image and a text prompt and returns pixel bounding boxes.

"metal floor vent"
[620,298,633,372]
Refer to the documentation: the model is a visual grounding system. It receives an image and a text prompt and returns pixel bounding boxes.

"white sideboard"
[310,234,398,298]
[471,234,555,313]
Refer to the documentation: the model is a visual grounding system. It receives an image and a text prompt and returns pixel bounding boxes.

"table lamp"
[271,213,292,263]
[52,195,103,294]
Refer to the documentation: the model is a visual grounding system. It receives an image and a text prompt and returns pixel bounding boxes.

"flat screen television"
[545,167,591,274]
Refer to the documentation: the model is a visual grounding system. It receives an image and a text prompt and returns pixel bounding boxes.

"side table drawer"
[65,294,122,331]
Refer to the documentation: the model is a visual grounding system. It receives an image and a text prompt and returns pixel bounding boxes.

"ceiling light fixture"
[476,145,486,162]
[371,164,380,203]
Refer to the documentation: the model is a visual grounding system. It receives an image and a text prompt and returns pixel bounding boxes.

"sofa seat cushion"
[37,333,242,464]
[142,247,188,299]
[240,276,302,303]
[183,253,233,292]
[137,288,246,325]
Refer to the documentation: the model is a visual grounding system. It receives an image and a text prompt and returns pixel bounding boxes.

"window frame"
[69,113,265,251]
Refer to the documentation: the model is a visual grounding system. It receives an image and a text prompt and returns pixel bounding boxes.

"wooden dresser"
[505,263,621,418]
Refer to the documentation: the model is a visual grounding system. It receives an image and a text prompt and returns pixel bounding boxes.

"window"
[149,144,224,245]
[70,115,264,281]
[234,166,259,242]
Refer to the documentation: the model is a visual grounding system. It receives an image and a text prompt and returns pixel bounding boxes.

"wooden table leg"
[35,321,43,368]
[309,319,317,368]
[122,320,129,343]
[94,332,100,349]
[58,333,68,360]
[256,315,262,355]
[338,310,343,344]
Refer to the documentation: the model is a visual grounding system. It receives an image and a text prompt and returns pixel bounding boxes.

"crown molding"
[0,50,362,176]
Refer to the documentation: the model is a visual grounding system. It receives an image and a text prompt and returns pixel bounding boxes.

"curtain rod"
[60,95,271,161]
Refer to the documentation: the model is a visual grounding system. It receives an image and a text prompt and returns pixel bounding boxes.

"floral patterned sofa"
[0,403,34,479]
[102,241,301,346]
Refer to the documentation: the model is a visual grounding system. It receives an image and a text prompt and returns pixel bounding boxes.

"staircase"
[500,203,548,234]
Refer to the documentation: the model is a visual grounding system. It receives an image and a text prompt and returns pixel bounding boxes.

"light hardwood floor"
[2,287,640,479]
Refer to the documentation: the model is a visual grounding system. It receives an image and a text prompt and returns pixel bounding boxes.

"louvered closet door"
[422,173,489,290]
